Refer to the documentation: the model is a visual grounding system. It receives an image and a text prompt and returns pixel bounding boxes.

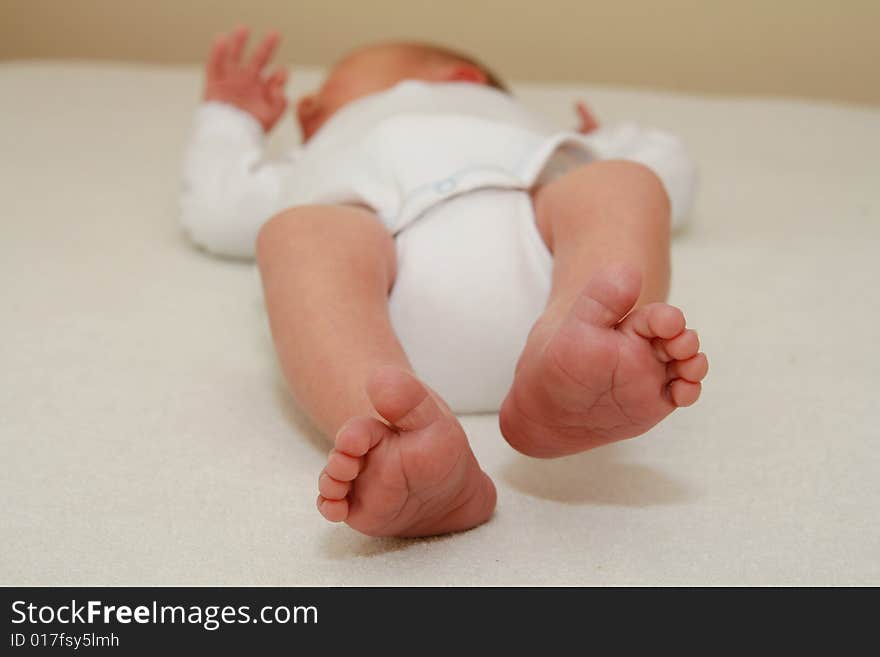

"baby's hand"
[203,26,288,133]
[574,100,600,134]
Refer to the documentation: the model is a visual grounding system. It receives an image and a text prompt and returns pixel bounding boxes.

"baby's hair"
[408,42,510,93]
[339,41,510,93]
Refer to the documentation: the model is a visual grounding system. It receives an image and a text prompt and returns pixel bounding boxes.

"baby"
[180,26,708,538]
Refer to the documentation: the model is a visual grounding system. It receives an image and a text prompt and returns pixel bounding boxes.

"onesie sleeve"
[584,123,698,230]
[178,102,302,259]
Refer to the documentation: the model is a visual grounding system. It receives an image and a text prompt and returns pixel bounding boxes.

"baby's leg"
[257,206,495,536]
[500,161,709,457]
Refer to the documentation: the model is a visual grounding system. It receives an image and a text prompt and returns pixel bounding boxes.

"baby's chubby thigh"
[388,189,553,414]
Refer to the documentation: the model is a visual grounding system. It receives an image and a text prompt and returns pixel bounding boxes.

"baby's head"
[296,42,506,141]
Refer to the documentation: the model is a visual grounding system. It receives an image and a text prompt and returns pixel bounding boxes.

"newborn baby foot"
[500,263,708,457]
[317,367,497,537]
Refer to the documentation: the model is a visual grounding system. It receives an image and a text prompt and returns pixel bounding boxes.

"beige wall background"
[1,0,877,105]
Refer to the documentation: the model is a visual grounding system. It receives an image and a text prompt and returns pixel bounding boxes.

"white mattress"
[1,61,878,585]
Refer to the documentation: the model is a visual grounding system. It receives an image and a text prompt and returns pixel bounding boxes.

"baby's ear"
[440,64,487,85]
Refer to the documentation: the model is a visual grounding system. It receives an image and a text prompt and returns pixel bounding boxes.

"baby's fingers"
[266,68,289,112]
[575,100,599,134]
[248,31,281,75]
[225,25,250,70]
[266,66,288,90]
[206,34,227,81]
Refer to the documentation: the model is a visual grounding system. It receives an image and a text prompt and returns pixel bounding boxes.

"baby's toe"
[623,303,686,339]
[668,379,702,407]
[317,495,349,522]
[651,337,674,362]
[335,416,388,457]
[667,353,709,383]
[662,329,700,360]
[648,304,686,339]
[325,449,362,482]
[318,472,350,500]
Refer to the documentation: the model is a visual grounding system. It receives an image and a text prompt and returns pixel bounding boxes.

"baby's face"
[296,45,437,142]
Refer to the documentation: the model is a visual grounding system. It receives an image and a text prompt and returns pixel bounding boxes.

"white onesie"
[180,80,697,412]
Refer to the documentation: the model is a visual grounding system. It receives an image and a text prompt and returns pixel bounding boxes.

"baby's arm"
[179,27,297,259]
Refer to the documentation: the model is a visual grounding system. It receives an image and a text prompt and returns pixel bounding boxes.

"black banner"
[0,587,869,653]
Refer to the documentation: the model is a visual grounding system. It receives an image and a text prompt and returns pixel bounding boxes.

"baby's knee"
[574,160,667,201]
[258,205,328,249]
[539,160,671,225]
[258,204,387,253]
[256,204,395,276]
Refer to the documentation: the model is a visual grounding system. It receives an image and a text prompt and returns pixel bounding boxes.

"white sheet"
[1,61,878,585]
